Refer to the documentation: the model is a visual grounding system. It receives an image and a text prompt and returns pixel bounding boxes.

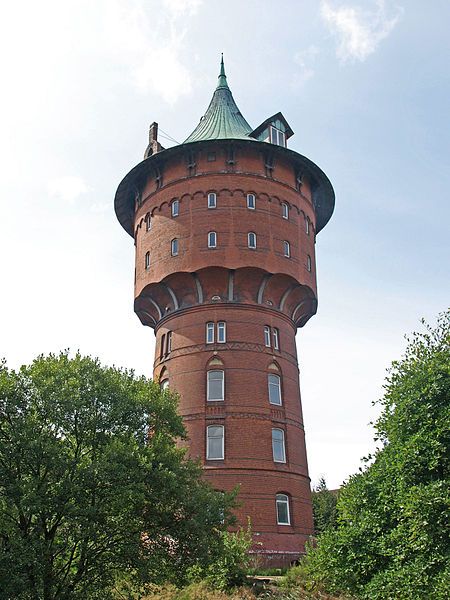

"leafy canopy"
[288,310,450,600]
[0,352,235,600]
[312,477,338,535]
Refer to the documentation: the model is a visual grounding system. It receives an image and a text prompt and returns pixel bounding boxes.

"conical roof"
[184,56,253,143]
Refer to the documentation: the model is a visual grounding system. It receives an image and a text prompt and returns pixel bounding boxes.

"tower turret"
[114,59,334,566]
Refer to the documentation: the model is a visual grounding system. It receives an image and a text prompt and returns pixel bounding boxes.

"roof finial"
[217,53,228,89]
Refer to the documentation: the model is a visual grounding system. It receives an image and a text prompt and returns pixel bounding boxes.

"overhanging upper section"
[114,138,335,238]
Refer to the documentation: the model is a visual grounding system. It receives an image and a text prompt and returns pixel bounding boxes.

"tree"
[311,477,337,535]
[0,352,235,600]
[293,310,450,599]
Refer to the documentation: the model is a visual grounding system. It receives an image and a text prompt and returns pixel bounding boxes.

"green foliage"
[186,525,253,591]
[283,311,450,599]
[135,580,255,600]
[0,352,235,599]
[312,477,338,535]
[247,567,287,576]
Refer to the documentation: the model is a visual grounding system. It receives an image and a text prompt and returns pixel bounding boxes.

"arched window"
[307,255,312,272]
[159,368,169,391]
[207,370,224,401]
[145,214,151,231]
[206,322,226,343]
[171,200,179,217]
[247,193,256,209]
[217,321,226,343]
[272,429,286,463]
[208,231,217,248]
[208,192,217,208]
[145,251,150,269]
[273,328,280,350]
[207,425,224,460]
[166,331,172,354]
[283,241,290,258]
[282,202,289,219]
[171,238,179,256]
[248,232,257,249]
[268,374,282,405]
[264,326,271,347]
[206,322,214,344]
[305,217,310,235]
[276,494,290,525]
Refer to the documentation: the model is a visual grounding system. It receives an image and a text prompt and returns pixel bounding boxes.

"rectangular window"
[171,238,178,256]
[282,203,289,219]
[276,494,290,525]
[273,328,280,350]
[171,200,179,217]
[160,334,165,360]
[145,251,150,269]
[208,231,217,248]
[283,241,290,258]
[217,322,226,343]
[206,322,215,344]
[208,192,217,208]
[248,232,257,249]
[268,374,282,405]
[247,194,256,209]
[207,425,224,460]
[305,217,310,235]
[264,326,271,347]
[270,127,286,147]
[207,370,224,401]
[272,429,286,463]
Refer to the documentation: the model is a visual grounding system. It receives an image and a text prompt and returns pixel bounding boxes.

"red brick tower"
[114,58,334,566]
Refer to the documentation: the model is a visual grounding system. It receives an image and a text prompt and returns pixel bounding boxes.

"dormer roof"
[250,112,294,141]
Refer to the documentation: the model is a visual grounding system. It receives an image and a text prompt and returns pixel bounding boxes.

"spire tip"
[217,53,227,87]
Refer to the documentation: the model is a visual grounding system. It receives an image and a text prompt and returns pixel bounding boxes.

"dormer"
[250,112,294,148]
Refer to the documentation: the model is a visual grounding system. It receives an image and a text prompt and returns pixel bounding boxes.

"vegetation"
[311,477,337,535]
[1,311,448,599]
[0,353,236,599]
[283,310,450,599]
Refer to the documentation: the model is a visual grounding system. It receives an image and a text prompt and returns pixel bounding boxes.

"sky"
[1,0,449,489]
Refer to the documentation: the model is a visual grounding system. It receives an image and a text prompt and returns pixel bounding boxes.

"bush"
[186,525,253,591]
[137,581,255,600]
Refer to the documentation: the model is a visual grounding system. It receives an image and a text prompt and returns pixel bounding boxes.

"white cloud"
[48,176,89,203]
[321,0,403,63]
[163,0,202,18]
[293,45,320,87]
[102,0,203,104]
[133,38,193,104]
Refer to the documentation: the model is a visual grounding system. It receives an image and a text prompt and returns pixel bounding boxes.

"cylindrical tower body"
[115,63,334,566]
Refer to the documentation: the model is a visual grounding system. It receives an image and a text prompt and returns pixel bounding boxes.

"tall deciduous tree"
[312,477,337,535]
[297,310,450,599]
[0,353,234,599]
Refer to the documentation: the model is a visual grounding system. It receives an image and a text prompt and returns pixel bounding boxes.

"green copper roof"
[184,56,253,143]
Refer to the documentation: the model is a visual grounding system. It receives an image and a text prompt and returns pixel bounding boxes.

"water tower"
[114,58,334,566]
